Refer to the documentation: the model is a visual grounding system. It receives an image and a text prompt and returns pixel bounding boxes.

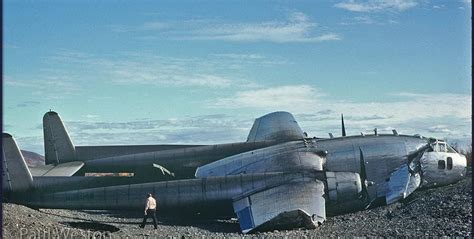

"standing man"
[140,193,158,229]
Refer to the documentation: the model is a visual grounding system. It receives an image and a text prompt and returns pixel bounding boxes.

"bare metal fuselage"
[13,134,429,217]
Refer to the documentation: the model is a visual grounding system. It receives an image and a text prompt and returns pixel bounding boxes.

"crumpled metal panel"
[247,111,304,143]
[385,164,420,204]
[405,173,421,196]
[233,180,325,233]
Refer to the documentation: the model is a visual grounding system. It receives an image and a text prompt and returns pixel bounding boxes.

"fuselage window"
[447,157,453,170]
[438,160,446,169]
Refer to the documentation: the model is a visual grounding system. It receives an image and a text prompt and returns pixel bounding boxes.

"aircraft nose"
[420,151,467,188]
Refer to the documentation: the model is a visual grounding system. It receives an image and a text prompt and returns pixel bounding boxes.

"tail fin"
[43,111,76,165]
[2,133,33,192]
[247,112,304,143]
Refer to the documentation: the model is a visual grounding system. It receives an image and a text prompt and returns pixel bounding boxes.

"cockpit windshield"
[439,143,446,152]
[447,144,457,153]
[427,141,458,153]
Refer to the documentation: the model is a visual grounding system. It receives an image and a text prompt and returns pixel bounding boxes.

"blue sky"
[4,0,472,154]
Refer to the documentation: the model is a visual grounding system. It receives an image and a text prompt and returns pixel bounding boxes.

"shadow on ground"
[62,222,120,233]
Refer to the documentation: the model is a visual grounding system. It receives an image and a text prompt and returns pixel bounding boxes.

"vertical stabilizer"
[2,133,33,192]
[43,111,76,165]
[247,112,304,142]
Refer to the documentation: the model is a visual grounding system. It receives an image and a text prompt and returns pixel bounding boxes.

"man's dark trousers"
[140,209,158,229]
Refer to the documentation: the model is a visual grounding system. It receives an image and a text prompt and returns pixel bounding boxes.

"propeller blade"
[359,147,368,193]
[359,147,376,208]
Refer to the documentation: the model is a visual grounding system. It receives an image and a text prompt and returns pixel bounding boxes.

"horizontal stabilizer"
[247,112,304,143]
[2,133,34,192]
[233,180,325,233]
[30,161,84,177]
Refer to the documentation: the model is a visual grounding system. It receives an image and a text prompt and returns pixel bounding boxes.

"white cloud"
[212,53,265,60]
[212,85,471,120]
[353,16,376,24]
[210,85,326,109]
[45,50,272,89]
[191,11,341,43]
[112,65,233,88]
[335,0,419,12]
[141,21,169,30]
[428,125,452,133]
[108,21,168,32]
[208,85,471,140]
[9,50,247,91]
[340,16,399,25]
[5,74,81,99]
[110,11,341,43]
[55,114,254,147]
[340,16,375,25]
[461,0,472,8]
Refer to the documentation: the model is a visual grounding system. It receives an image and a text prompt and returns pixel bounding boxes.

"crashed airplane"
[2,111,467,233]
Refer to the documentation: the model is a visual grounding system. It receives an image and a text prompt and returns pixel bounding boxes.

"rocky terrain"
[3,175,471,238]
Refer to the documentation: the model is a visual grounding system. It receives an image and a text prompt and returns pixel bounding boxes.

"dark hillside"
[21,150,45,167]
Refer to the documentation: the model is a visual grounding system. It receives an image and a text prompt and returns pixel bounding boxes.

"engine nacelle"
[325,171,362,202]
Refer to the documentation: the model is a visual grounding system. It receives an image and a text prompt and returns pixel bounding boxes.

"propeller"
[359,147,368,198]
[358,147,376,208]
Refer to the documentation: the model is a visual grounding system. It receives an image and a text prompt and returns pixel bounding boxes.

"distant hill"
[21,150,45,167]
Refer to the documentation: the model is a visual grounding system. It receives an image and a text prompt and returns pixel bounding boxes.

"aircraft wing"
[247,112,304,143]
[232,180,326,233]
[29,161,84,176]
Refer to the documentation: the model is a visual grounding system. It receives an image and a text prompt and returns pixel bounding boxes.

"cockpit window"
[447,145,457,153]
[438,143,446,152]
[430,142,447,152]
[438,160,446,169]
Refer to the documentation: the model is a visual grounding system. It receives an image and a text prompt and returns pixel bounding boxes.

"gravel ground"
[3,176,471,238]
